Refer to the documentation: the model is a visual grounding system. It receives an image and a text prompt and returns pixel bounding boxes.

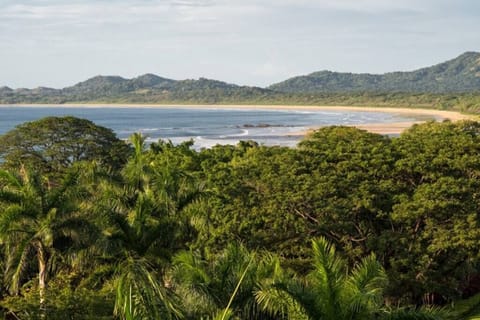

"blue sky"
[0,0,479,88]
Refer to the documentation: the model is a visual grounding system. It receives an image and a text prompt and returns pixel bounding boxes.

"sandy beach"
[5,104,476,135]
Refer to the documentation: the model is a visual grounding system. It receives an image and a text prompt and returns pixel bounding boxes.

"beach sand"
[5,104,477,135]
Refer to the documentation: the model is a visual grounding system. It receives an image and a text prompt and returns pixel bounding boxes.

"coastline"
[2,103,476,135]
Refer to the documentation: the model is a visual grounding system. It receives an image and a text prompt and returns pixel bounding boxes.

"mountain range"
[269,52,480,93]
[0,51,479,105]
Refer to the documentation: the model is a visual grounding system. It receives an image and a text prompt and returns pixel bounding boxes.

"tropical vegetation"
[1,116,480,319]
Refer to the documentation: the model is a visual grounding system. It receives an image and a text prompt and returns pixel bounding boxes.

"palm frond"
[172,250,211,289]
[309,237,346,318]
[54,217,99,248]
[0,189,24,204]
[208,308,233,320]
[7,238,34,294]
[381,306,448,320]
[0,204,28,235]
[345,253,388,316]
[45,169,79,209]
[222,252,255,316]
[114,257,183,320]
[0,169,22,188]
[255,285,307,319]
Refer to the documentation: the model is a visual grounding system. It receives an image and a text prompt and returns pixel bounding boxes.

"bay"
[0,106,426,149]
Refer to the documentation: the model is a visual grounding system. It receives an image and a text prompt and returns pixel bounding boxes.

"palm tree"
[172,243,282,319]
[0,166,95,316]
[122,132,151,190]
[89,134,203,319]
[255,237,446,320]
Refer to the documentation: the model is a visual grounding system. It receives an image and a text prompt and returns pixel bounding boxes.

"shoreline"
[2,103,476,135]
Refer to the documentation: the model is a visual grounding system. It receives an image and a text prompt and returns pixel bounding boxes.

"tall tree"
[0,116,131,175]
[0,167,95,316]
[92,134,203,319]
[386,120,480,303]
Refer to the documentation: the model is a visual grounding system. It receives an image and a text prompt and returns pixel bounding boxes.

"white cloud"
[0,2,166,23]
[0,0,477,88]
[0,0,268,38]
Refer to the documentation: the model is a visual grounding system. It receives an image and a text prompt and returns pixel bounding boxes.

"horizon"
[1,0,479,89]
[1,50,478,90]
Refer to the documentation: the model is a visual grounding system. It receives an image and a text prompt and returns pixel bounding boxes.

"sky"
[0,0,479,89]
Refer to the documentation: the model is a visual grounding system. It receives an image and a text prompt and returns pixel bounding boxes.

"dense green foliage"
[0,116,131,175]
[1,117,480,319]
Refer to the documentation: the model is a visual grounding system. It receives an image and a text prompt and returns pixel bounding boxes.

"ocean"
[0,106,425,149]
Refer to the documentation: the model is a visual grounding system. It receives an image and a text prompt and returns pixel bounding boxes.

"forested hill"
[0,74,277,104]
[269,51,480,93]
[1,52,480,110]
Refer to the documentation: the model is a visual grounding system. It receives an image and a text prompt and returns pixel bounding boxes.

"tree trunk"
[35,242,48,319]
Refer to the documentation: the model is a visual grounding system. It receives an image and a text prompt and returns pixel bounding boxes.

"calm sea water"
[0,106,426,149]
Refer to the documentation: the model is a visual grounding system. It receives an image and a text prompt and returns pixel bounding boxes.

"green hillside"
[269,52,480,93]
[0,75,279,104]
[1,52,480,113]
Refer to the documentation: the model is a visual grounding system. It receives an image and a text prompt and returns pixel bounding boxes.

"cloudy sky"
[0,0,478,88]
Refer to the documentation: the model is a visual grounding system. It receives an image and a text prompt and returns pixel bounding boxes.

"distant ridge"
[269,52,480,93]
[0,86,13,94]
[0,74,275,104]
[0,52,479,105]
[130,74,175,88]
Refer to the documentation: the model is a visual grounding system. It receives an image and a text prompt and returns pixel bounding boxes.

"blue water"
[0,106,426,149]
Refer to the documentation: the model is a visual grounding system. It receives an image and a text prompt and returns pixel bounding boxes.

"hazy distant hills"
[63,74,176,96]
[53,74,253,100]
[0,74,276,104]
[269,52,480,93]
[0,52,479,105]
